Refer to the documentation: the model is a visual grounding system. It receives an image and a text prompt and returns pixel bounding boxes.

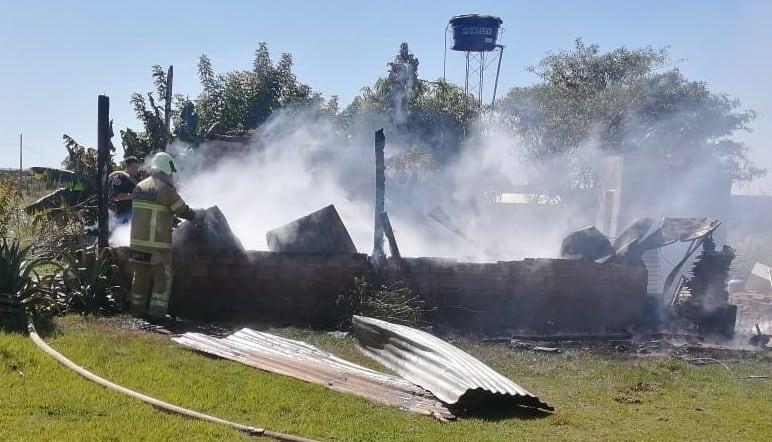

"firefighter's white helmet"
[150,152,177,176]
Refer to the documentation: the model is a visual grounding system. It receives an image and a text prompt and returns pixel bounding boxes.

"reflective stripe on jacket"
[130,174,192,253]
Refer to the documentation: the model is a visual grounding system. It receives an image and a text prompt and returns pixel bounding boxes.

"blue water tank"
[449,14,503,52]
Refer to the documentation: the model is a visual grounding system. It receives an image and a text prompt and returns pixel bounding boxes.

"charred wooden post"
[164,65,173,149]
[371,129,386,265]
[96,95,110,249]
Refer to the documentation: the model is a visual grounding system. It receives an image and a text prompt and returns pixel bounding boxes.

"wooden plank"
[379,211,401,260]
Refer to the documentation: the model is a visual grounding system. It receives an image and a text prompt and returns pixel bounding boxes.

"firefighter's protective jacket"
[130,173,194,254]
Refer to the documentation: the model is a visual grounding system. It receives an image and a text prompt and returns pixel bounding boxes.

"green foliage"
[119,127,152,160]
[0,232,126,325]
[125,73,168,156]
[53,247,127,316]
[24,174,90,222]
[172,97,200,145]
[387,144,437,186]
[120,64,173,158]
[386,42,420,126]
[194,53,222,136]
[0,238,60,320]
[341,44,479,161]
[409,79,480,159]
[61,134,102,175]
[193,42,329,138]
[1,176,88,263]
[0,177,24,238]
[25,135,107,225]
[2,197,125,325]
[336,276,433,328]
[338,81,391,135]
[497,39,764,184]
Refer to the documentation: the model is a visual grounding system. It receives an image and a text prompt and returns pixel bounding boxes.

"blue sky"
[1,0,770,190]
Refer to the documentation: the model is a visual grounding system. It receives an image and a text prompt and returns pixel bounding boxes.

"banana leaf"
[24,188,85,216]
[30,167,90,191]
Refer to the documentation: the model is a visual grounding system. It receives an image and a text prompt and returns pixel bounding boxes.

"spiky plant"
[54,246,127,316]
[0,238,60,321]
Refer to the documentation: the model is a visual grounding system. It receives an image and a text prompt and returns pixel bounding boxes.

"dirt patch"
[90,314,238,337]
[93,313,772,366]
[487,332,771,363]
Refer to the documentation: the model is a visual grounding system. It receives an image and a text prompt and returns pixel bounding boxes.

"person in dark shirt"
[109,156,142,224]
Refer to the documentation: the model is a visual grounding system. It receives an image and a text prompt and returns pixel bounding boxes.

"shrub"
[0,177,24,238]
[336,276,434,329]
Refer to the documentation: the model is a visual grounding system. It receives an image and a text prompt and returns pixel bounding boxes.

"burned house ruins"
[112,133,761,341]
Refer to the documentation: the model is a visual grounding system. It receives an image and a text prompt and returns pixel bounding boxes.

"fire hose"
[26,316,318,442]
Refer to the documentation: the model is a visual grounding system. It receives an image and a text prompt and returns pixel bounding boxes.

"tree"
[192,42,330,138]
[172,98,200,145]
[497,39,764,184]
[340,43,479,162]
[121,65,171,159]
[387,42,419,127]
[409,79,479,160]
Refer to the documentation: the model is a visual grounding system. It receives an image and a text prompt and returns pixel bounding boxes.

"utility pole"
[18,133,23,194]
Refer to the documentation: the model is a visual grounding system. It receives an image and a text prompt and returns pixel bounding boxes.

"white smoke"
[109,90,753,267]
[170,116,369,252]
[107,109,585,261]
[110,222,131,247]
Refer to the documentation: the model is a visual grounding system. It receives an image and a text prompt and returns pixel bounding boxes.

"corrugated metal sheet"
[352,315,554,411]
[172,328,454,421]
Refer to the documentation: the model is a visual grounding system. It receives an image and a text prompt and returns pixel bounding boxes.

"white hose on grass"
[27,316,318,442]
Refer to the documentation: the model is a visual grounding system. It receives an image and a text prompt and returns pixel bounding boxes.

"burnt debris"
[172,206,245,253]
[559,226,614,261]
[674,239,737,338]
[265,204,357,254]
[560,218,743,339]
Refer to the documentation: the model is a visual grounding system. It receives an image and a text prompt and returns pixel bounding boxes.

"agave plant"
[0,237,61,319]
[54,245,128,315]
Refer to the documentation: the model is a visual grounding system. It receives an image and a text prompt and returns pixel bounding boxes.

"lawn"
[1,315,770,441]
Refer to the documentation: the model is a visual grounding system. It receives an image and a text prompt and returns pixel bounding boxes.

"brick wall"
[382,257,650,333]
[114,247,649,332]
[174,250,369,326]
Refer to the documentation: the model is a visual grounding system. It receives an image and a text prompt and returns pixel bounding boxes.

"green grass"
[1,315,770,441]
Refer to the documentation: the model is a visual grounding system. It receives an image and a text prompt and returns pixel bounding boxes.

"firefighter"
[129,152,203,318]
[108,156,142,224]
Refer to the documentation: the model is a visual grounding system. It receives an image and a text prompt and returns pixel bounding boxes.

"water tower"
[445,14,504,108]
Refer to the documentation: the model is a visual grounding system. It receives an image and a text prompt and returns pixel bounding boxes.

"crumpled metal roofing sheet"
[172,328,454,420]
[352,315,554,411]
